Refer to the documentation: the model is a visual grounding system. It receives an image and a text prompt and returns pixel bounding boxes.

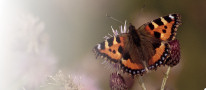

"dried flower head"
[41,70,100,90]
[104,21,128,40]
[41,70,82,90]
[110,72,128,90]
[165,39,181,66]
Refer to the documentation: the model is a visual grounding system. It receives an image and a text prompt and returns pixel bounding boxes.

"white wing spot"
[97,44,101,50]
[169,14,174,19]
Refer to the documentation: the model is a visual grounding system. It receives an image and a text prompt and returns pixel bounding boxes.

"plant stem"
[138,76,146,90]
[161,67,171,90]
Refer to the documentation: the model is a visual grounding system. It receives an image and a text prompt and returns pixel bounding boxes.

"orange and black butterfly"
[93,14,181,76]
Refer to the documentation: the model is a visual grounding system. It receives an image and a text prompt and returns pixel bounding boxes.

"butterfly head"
[128,24,136,34]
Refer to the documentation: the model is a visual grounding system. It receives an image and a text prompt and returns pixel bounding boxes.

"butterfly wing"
[94,35,146,75]
[120,52,146,75]
[144,14,181,69]
[145,14,181,41]
[93,36,124,63]
[148,43,170,70]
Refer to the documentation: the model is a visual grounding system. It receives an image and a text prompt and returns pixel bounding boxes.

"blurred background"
[0,0,206,90]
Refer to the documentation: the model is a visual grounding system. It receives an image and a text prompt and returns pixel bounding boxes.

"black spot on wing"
[152,42,161,49]
[116,36,121,43]
[123,52,130,60]
[154,31,161,38]
[107,38,114,47]
[163,16,172,23]
[148,23,154,30]
[154,18,164,26]
[164,26,167,29]
[162,29,166,33]
[118,46,123,54]
[113,50,116,54]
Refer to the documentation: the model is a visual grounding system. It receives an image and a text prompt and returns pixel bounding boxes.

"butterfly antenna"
[106,13,124,24]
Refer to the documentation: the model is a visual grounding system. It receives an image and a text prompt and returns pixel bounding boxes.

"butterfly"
[93,14,181,76]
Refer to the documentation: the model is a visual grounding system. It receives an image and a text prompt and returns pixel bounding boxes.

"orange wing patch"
[145,14,181,41]
[121,59,144,70]
[120,52,146,75]
[93,36,124,63]
[148,43,170,70]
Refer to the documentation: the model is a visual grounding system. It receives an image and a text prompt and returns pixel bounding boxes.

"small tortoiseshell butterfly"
[93,14,181,76]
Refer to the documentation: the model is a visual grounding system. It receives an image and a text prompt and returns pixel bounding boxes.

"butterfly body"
[125,24,160,65]
[94,14,181,76]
